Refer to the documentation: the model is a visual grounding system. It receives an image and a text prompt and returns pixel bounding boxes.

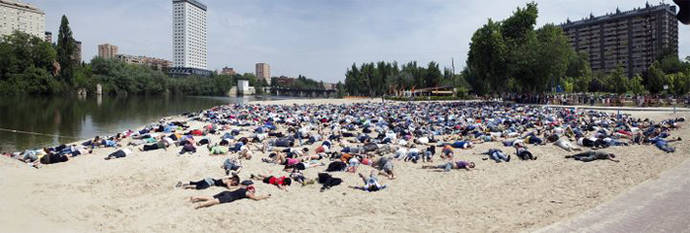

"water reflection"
[0,95,270,152]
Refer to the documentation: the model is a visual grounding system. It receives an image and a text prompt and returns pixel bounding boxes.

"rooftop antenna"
[451,58,455,75]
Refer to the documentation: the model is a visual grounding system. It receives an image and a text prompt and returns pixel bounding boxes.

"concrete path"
[545,104,690,112]
[536,159,690,233]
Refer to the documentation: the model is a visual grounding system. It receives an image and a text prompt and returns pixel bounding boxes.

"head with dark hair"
[283,177,292,186]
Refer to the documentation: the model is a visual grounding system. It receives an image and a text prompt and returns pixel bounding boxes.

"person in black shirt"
[39,150,69,164]
[177,174,240,190]
[188,181,270,209]
[565,151,619,162]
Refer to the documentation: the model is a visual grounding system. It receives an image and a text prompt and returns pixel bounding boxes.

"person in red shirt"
[250,174,292,191]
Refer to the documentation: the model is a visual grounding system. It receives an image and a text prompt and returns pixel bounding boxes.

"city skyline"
[26,0,690,82]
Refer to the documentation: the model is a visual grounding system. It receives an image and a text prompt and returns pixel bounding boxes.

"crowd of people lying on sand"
[2,101,685,209]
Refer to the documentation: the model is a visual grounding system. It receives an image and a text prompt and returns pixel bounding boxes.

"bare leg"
[195,199,220,209]
[358,173,367,184]
[189,196,211,203]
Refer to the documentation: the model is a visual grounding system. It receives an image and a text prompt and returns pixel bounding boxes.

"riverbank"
[0,98,688,233]
[0,95,284,152]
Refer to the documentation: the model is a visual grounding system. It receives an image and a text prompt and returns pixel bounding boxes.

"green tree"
[561,77,574,93]
[646,62,667,94]
[659,55,684,74]
[501,2,538,92]
[629,74,646,95]
[531,24,571,92]
[668,72,690,96]
[501,2,538,45]
[57,15,78,85]
[610,66,629,94]
[467,18,507,95]
[0,31,59,94]
[425,61,442,88]
[567,52,593,92]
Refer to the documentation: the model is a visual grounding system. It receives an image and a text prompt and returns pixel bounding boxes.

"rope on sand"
[0,128,82,140]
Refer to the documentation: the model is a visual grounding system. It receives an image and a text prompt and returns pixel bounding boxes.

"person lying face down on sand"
[177,174,240,190]
[644,136,682,153]
[222,158,242,175]
[479,149,511,163]
[104,148,133,160]
[440,145,454,160]
[514,144,537,160]
[250,174,292,191]
[554,137,582,152]
[422,160,475,172]
[370,156,396,179]
[288,169,316,186]
[188,180,270,209]
[565,151,619,162]
[437,140,473,150]
[349,171,387,192]
[139,136,173,152]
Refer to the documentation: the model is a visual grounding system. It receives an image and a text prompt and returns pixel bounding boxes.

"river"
[0,95,279,152]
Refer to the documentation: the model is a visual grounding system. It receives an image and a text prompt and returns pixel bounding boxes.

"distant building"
[322,82,336,90]
[220,67,236,75]
[272,76,295,87]
[171,0,209,76]
[560,3,678,77]
[44,31,51,43]
[237,80,255,95]
[98,43,119,59]
[255,63,271,85]
[74,40,82,62]
[115,54,172,71]
[0,0,45,38]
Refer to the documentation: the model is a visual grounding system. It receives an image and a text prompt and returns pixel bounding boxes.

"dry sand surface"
[1,98,689,233]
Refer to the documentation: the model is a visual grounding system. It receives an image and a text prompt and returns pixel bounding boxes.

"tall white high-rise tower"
[172,0,207,72]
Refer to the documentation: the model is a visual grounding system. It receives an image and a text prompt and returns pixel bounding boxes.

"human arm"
[279,184,288,192]
[246,192,271,201]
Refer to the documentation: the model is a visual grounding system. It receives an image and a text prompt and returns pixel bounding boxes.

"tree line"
[0,15,270,96]
[344,2,690,97]
[344,61,470,97]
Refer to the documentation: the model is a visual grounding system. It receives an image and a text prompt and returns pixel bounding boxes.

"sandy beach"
[1,98,688,233]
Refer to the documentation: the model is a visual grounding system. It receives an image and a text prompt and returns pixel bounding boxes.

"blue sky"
[27,0,690,83]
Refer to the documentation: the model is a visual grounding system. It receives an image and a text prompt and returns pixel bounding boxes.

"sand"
[1,98,688,233]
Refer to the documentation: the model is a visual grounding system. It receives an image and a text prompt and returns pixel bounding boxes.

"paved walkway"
[536,159,690,233]
[545,104,690,112]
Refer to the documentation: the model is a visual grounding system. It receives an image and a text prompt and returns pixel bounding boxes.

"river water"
[0,95,277,152]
